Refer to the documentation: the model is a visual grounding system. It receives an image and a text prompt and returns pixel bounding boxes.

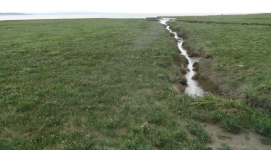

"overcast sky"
[1,0,270,14]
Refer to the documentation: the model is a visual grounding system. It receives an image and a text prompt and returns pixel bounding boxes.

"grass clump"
[259,137,271,145]
[147,111,168,125]
[0,138,11,150]
[187,123,213,144]
[253,118,271,137]
[217,143,233,150]
[221,118,241,133]
[172,129,186,141]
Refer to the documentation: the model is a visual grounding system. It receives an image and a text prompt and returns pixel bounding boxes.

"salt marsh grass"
[168,13,271,110]
[1,17,271,149]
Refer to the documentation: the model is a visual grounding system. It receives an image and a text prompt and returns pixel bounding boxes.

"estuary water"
[160,18,204,96]
[0,13,220,21]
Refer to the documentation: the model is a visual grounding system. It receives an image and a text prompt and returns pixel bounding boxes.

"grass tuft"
[259,137,271,145]
[187,123,213,144]
[221,118,241,134]
[217,143,233,150]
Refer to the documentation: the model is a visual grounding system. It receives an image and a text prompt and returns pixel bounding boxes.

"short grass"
[1,17,271,149]
[0,18,205,149]
[168,13,271,109]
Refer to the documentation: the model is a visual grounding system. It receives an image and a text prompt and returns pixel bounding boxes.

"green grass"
[187,123,212,144]
[175,13,271,24]
[168,13,271,109]
[260,137,271,145]
[1,16,271,149]
[0,18,210,149]
[217,143,233,150]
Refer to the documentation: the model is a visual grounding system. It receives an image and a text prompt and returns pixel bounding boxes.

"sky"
[1,0,270,14]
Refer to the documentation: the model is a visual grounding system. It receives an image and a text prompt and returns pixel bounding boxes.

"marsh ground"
[1,17,271,149]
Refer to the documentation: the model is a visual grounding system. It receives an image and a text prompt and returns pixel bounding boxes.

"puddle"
[160,18,204,96]
[202,123,271,150]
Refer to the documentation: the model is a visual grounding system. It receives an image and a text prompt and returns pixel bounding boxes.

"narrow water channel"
[160,18,204,96]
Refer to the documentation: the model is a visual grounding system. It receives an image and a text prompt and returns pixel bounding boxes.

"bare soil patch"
[202,123,271,150]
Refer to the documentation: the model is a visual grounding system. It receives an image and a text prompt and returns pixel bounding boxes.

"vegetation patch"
[1,15,271,149]
[187,122,213,144]
[260,137,271,145]
[220,118,241,134]
[168,13,271,110]
[217,143,233,150]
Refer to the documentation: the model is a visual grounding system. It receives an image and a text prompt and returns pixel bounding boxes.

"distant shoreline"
[0,13,263,21]
[0,12,257,16]
[0,13,239,21]
[0,13,30,15]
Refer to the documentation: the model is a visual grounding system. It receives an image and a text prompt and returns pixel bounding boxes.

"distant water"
[0,13,221,21]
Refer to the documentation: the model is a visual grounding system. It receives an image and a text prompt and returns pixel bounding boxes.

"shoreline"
[0,13,252,21]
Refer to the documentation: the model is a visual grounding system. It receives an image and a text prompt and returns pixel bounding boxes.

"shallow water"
[160,18,204,96]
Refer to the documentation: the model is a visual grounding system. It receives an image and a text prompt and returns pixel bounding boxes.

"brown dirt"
[201,123,271,150]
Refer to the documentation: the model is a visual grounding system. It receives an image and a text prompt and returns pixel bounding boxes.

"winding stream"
[160,18,204,96]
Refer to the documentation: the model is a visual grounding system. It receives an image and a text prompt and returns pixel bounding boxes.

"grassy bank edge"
[166,18,271,111]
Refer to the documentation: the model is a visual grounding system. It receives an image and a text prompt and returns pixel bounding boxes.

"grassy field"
[168,13,271,109]
[174,13,271,25]
[1,17,271,149]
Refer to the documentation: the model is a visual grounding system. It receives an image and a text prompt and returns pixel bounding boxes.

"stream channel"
[160,18,204,96]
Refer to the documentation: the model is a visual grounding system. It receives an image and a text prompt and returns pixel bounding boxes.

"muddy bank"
[166,20,245,99]
[171,53,189,92]
[197,59,244,98]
